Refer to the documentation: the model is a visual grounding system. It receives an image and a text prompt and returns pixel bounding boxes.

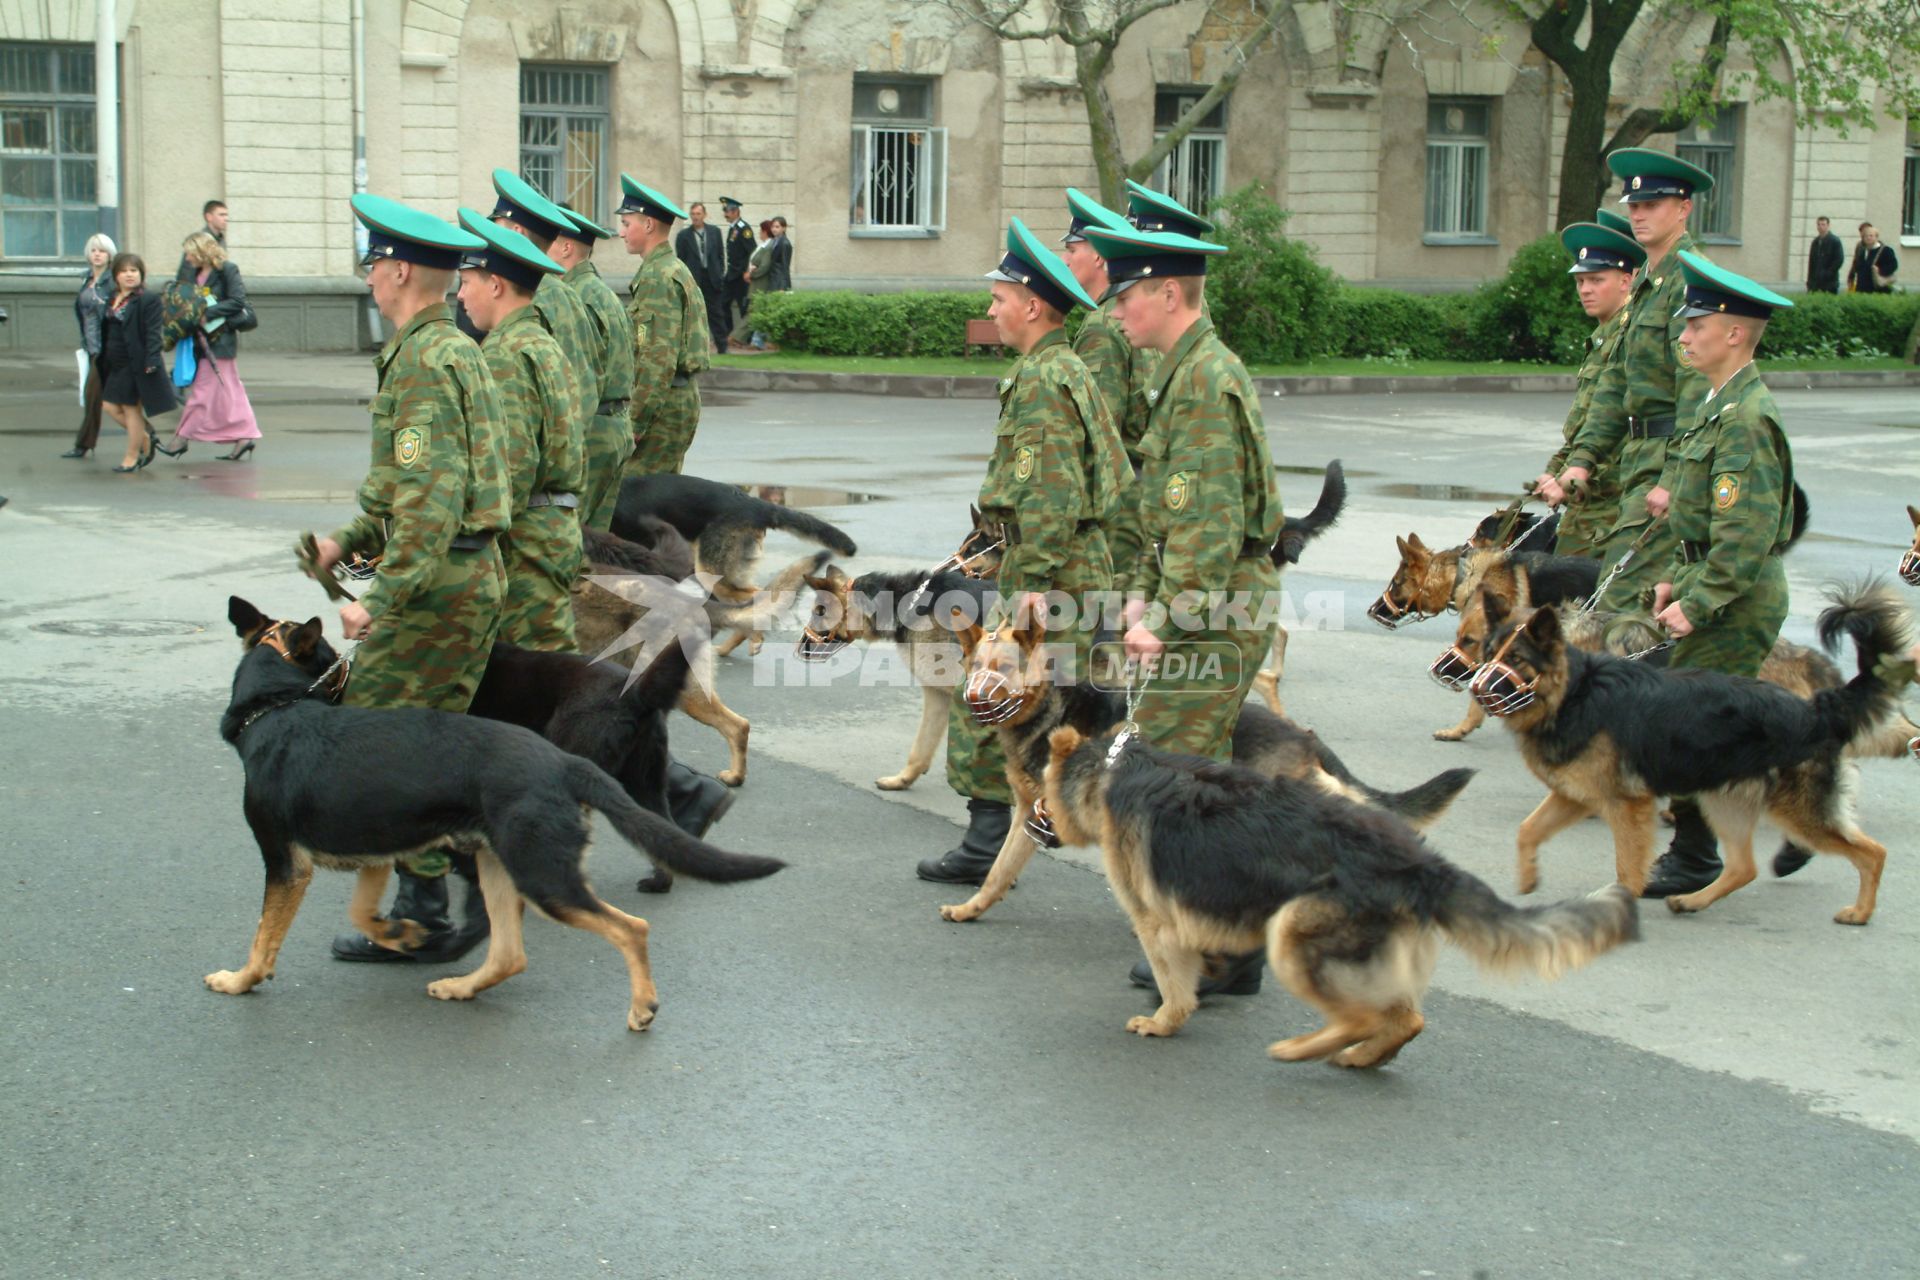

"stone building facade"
[2,0,1914,350]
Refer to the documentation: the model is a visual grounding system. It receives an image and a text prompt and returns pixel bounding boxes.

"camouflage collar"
[1143,314,1215,410]
[1026,327,1069,358]
[376,301,452,373]
[565,259,601,282]
[644,240,676,265]
[1705,360,1761,409]
[1640,233,1698,290]
[489,300,545,340]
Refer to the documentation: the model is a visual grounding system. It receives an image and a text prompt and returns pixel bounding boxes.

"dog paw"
[1332,1044,1394,1070]
[1833,905,1873,926]
[628,1001,658,1032]
[636,870,674,895]
[1664,895,1701,915]
[1516,866,1539,895]
[717,770,745,787]
[1125,1015,1178,1038]
[426,978,477,1002]
[939,901,982,923]
[875,774,914,791]
[204,969,257,995]
[1432,727,1467,742]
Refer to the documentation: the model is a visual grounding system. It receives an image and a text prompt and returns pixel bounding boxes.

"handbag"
[74,348,88,407]
[171,339,198,390]
[1866,246,1895,290]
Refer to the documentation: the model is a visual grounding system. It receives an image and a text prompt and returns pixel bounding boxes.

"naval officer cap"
[986,217,1099,313]
[554,203,614,244]
[1561,221,1646,274]
[616,174,689,223]
[1124,179,1214,237]
[1080,222,1227,301]
[1675,250,1793,321]
[352,193,485,270]
[1608,147,1714,204]
[719,195,742,209]
[1594,207,1634,238]
[455,207,563,292]
[1061,187,1127,245]
[489,168,576,243]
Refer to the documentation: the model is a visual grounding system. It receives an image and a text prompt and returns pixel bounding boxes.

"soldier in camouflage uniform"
[617,175,711,477]
[1639,254,1801,897]
[921,218,1132,885]
[1534,218,1643,557]
[1559,150,1716,608]
[457,210,588,652]
[549,206,638,531]
[317,194,511,963]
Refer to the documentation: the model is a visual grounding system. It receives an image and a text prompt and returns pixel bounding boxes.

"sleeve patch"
[395,425,427,469]
[1165,471,1191,511]
[1014,445,1036,482]
[1713,473,1740,512]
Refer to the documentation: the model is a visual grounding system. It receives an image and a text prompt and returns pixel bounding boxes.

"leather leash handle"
[296,531,357,604]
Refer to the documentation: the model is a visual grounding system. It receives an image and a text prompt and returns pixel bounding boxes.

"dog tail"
[761,505,858,557]
[1813,581,1914,746]
[565,759,786,883]
[1432,873,1640,981]
[1361,767,1477,833]
[1273,460,1346,565]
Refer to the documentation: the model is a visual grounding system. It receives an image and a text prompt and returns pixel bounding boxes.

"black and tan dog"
[1037,722,1637,1064]
[1902,503,1920,587]
[1468,585,1913,924]
[213,598,785,1031]
[938,618,1476,924]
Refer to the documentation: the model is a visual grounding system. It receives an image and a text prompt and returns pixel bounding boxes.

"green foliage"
[1755,291,1920,359]
[1459,235,1594,364]
[750,289,998,358]
[1204,183,1340,363]
[1325,289,1476,360]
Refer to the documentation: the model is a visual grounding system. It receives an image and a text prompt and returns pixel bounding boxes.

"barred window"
[1425,100,1490,241]
[520,65,609,226]
[1678,107,1739,241]
[849,75,947,236]
[1901,121,1918,240]
[1151,90,1228,217]
[1,42,101,260]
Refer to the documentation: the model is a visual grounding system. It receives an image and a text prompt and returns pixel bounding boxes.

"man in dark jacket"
[674,202,729,353]
[177,200,228,282]
[719,196,754,338]
[1806,216,1844,293]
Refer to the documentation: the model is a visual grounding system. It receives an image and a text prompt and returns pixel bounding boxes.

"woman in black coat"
[767,216,794,292]
[1848,222,1899,294]
[96,252,175,472]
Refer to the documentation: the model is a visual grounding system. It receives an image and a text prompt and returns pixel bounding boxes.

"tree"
[939,0,1290,208]
[1522,0,1920,229]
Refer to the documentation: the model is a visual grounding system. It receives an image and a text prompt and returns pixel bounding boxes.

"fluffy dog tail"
[1273,460,1346,565]
[564,758,786,883]
[1432,873,1640,981]
[760,505,858,557]
[710,550,832,634]
[1813,581,1914,748]
[1363,767,1477,833]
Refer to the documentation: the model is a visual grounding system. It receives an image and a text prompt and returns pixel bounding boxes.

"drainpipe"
[352,0,380,343]
[95,0,118,242]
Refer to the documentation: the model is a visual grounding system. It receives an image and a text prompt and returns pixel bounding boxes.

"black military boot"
[1640,798,1722,898]
[331,866,456,962]
[665,760,736,839]
[1770,840,1815,878]
[915,799,1013,885]
[411,867,491,964]
[1129,949,1265,997]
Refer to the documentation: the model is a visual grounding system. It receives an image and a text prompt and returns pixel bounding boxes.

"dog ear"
[950,609,984,654]
[1907,503,1920,528]
[1407,532,1427,552]
[969,504,983,528]
[291,617,325,659]
[228,596,264,639]
[1394,534,1410,558]
[1523,603,1561,647]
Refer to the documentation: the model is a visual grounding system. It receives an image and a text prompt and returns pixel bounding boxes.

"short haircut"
[689,202,706,215]
[183,230,227,270]
[1817,216,1830,224]
[84,232,117,257]
[1176,276,1204,307]
[109,252,146,282]
[1860,222,1875,233]
[203,200,227,216]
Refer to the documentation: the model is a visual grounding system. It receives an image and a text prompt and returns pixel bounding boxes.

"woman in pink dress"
[157,231,261,461]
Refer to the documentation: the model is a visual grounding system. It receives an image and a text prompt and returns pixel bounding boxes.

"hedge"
[1755,291,1920,358]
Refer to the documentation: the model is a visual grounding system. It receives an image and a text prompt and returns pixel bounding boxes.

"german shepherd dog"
[1902,503,1920,588]
[939,619,1477,925]
[1468,585,1913,924]
[1036,723,1637,1062]
[214,598,785,1031]
[1470,507,1559,554]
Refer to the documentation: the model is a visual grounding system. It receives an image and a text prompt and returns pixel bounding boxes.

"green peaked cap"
[1080,222,1225,301]
[489,168,578,242]
[456,206,562,289]
[1560,221,1645,274]
[616,174,688,223]
[352,193,484,269]
[1608,147,1714,202]
[1124,179,1213,236]
[1675,249,1793,319]
[987,216,1097,312]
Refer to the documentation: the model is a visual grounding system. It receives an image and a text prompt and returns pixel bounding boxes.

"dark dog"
[212,598,785,1031]
[1038,722,1637,1063]
[613,473,858,609]
[938,618,1476,924]
[1901,503,1920,586]
[1255,460,1348,704]
[1469,585,1912,923]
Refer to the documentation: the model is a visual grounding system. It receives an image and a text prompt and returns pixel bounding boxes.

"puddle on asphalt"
[1277,463,1374,477]
[1374,482,1515,504]
[735,483,884,508]
[705,393,750,408]
[32,619,208,637]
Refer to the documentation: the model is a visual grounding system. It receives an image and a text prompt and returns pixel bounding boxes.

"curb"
[707,365,1920,398]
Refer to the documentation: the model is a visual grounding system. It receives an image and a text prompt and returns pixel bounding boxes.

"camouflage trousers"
[499,505,583,652]
[1592,516,1679,613]
[344,543,505,877]
[1133,559,1279,763]
[1105,466,1145,592]
[626,382,701,477]
[1668,554,1788,679]
[581,410,636,532]
[1553,475,1621,560]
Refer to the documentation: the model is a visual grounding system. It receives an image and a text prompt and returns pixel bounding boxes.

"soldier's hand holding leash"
[1651,580,1692,638]
[1645,485,1671,520]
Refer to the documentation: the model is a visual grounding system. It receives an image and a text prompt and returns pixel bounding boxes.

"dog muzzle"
[1025,798,1061,848]
[1899,547,1920,587]
[1468,661,1536,716]
[1909,734,1919,764]
[1429,646,1480,690]
[1367,592,1424,630]
[964,669,1024,725]
[795,625,847,662]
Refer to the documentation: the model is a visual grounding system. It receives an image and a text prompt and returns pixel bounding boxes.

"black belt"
[526,493,579,510]
[1626,415,1676,440]
[1076,518,1099,534]
[597,398,628,415]
[449,531,496,553]
[1680,540,1780,564]
[669,373,692,388]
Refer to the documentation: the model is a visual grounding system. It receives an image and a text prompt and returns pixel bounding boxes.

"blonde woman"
[155,231,260,461]
[62,233,118,459]
[97,253,174,472]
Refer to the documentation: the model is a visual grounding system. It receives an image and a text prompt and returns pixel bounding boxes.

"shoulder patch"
[1014,445,1036,482]
[1713,473,1740,512]
[395,425,426,469]
[1165,471,1191,512]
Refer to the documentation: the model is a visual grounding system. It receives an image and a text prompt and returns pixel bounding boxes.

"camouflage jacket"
[1663,362,1794,627]
[331,302,511,618]
[978,327,1133,595]
[565,259,635,405]
[479,302,589,515]
[533,273,599,415]
[1074,300,1158,464]
[1566,235,1707,473]
[627,241,711,421]
[1133,316,1283,640]
[1546,307,1629,479]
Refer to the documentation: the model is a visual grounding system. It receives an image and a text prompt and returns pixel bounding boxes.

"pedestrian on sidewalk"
[767,216,794,292]
[727,219,775,352]
[98,253,174,472]
[62,233,116,460]
[158,231,261,462]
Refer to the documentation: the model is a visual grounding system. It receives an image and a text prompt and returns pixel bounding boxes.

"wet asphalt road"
[3,352,1918,1278]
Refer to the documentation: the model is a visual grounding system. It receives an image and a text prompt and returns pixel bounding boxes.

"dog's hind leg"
[940,824,1037,922]
[1771,787,1887,926]
[1249,666,1284,717]
[1602,795,1658,896]
[879,685,950,791]
[341,863,428,952]
[537,895,658,1032]
[427,849,528,1003]
[1126,923,1203,1038]
[1331,929,1437,1069]
[1666,788,1762,917]
[1265,899,1377,1063]
[206,843,314,995]
[677,683,750,787]
[1515,791,1591,895]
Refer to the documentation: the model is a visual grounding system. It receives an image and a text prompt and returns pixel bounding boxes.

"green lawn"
[712,352,1913,378]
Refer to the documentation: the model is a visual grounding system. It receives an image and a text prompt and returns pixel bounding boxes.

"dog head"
[1900,504,1920,586]
[1369,533,1458,628]
[953,611,1055,727]
[227,596,347,699]
[1470,508,1540,551]
[1469,600,1568,721]
[951,505,1007,581]
[1429,586,1510,690]
[797,565,860,660]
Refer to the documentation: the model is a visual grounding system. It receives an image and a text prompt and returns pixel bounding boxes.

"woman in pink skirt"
[156,231,261,461]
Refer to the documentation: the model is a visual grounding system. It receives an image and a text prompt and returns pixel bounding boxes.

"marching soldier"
[456,209,588,652]
[920,219,1132,884]
[1534,217,1645,557]
[484,170,601,430]
[317,194,512,963]
[548,205,638,531]
[617,175,711,476]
